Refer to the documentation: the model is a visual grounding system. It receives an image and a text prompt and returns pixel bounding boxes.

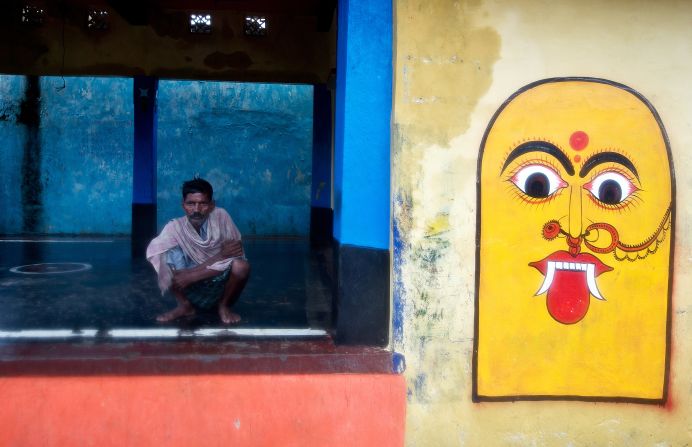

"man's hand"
[221,240,244,258]
[171,270,195,291]
[169,240,243,292]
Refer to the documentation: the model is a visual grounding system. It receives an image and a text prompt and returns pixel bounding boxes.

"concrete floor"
[0,238,333,338]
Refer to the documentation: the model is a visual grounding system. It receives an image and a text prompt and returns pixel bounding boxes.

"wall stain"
[204,51,253,70]
[414,373,428,400]
[425,212,450,236]
[392,0,500,342]
[19,75,42,233]
[149,10,189,40]
[391,3,501,440]
[394,0,501,150]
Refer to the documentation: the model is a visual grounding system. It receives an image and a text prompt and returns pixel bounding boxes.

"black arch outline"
[472,77,676,405]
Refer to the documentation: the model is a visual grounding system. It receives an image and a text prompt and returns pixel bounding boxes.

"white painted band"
[0,327,327,339]
[0,329,98,338]
[109,328,328,338]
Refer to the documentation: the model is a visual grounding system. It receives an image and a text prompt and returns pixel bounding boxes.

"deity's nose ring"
[541,220,620,256]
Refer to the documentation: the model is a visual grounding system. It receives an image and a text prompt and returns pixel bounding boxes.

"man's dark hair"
[182,178,213,200]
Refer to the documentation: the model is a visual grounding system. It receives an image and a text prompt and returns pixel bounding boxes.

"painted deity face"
[475,79,673,401]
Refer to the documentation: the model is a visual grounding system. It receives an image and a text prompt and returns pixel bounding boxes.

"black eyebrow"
[579,152,639,179]
[501,141,574,175]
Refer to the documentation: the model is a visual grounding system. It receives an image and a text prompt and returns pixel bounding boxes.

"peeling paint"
[425,213,450,236]
[394,0,501,149]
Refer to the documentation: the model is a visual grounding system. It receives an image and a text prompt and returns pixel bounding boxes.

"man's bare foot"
[156,304,195,322]
[219,306,241,324]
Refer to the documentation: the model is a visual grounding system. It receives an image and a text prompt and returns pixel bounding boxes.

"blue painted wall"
[0,76,26,234]
[40,76,134,234]
[0,76,313,236]
[156,80,313,236]
[334,0,392,249]
[0,75,134,235]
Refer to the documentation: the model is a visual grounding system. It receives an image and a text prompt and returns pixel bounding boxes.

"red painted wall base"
[1,374,406,446]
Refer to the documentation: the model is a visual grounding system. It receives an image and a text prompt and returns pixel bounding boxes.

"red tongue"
[546,270,590,324]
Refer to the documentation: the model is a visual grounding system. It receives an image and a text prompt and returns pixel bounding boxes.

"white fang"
[586,263,606,300]
[535,262,556,295]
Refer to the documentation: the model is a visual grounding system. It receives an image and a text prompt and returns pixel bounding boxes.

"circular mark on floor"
[9,262,92,275]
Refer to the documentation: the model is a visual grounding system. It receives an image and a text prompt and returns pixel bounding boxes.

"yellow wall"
[392,0,692,444]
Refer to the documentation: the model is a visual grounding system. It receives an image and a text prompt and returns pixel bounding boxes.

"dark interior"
[0,0,338,341]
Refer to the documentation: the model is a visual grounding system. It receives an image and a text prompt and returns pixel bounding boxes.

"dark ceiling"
[0,0,337,83]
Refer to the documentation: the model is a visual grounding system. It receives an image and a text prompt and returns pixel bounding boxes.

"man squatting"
[146,178,251,324]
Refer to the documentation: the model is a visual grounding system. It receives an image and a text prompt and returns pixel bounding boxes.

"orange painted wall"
[0,374,406,446]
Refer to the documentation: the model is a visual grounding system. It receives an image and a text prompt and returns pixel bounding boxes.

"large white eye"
[584,171,637,205]
[510,164,567,198]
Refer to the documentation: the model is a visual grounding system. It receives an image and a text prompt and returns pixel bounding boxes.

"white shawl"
[146,207,242,293]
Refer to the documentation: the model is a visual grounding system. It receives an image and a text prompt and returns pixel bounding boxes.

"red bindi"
[574,155,581,163]
[569,131,589,151]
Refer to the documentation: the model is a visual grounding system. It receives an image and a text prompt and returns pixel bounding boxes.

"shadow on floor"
[0,237,334,335]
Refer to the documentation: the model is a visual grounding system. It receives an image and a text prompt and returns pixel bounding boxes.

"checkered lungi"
[184,269,230,310]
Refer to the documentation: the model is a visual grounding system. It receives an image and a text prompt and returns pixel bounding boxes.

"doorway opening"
[0,74,333,340]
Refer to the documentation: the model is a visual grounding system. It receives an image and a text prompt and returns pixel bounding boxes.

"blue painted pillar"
[131,76,158,257]
[333,0,391,250]
[309,83,333,246]
[333,0,392,345]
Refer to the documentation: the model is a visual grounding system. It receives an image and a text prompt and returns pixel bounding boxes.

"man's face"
[476,79,673,399]
[182,192,214,228]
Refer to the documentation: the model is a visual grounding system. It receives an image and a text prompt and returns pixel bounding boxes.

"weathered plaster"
[393,0,692,445]
[0,75,134,235]
[156,81,313,236]
[394,0,500,150]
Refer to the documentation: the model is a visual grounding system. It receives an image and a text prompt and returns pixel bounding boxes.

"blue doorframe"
[333,0,392,345]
